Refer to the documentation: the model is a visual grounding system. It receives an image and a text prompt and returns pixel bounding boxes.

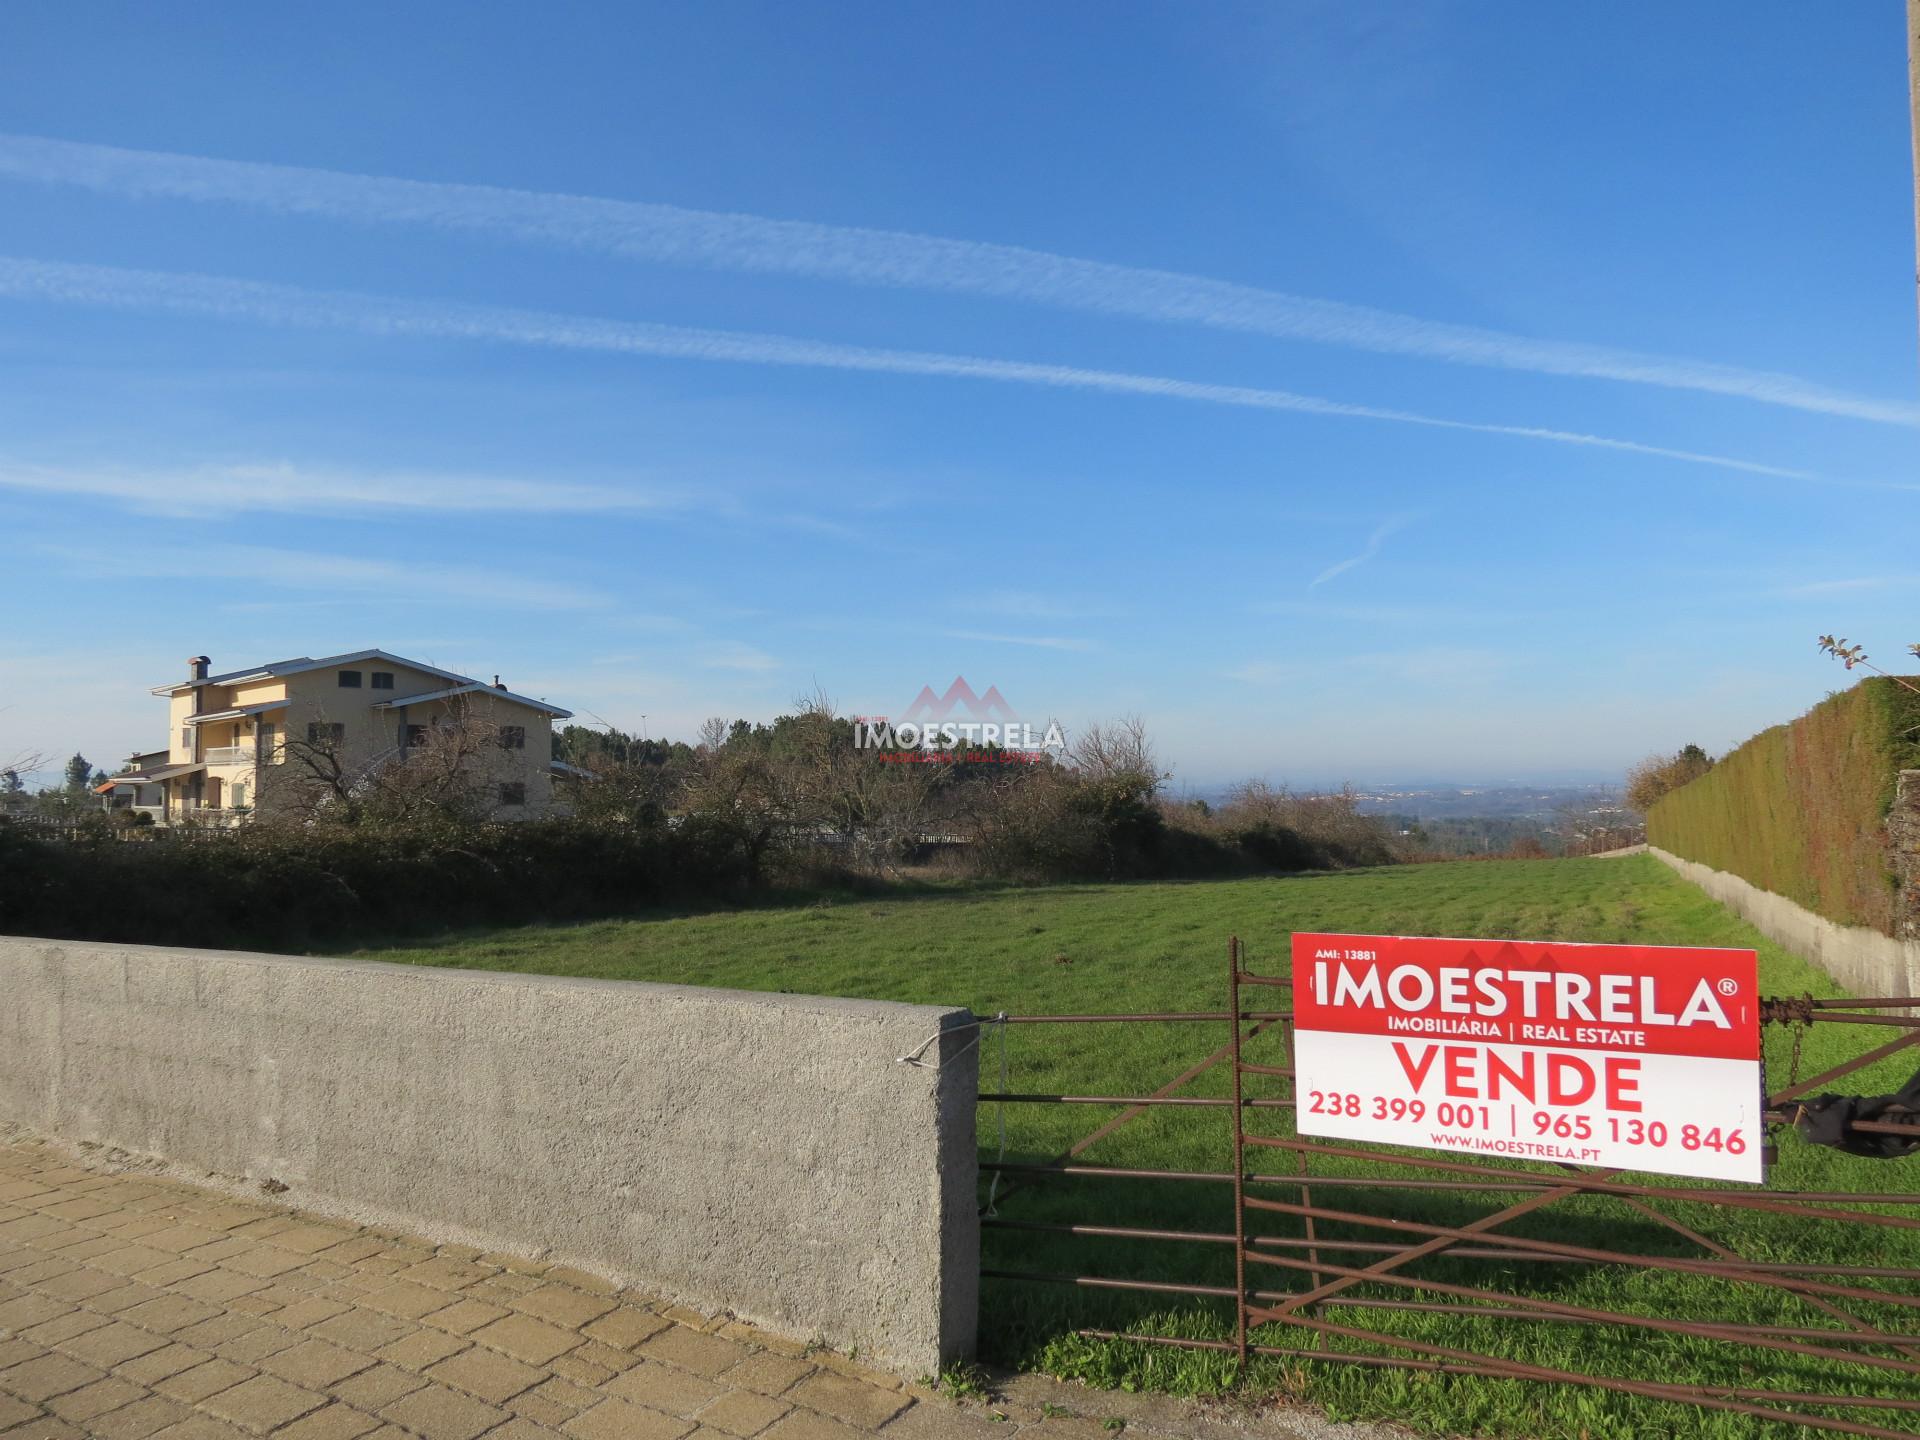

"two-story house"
[105,650,573,825]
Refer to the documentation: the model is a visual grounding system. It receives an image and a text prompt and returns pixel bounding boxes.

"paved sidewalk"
[0,1139,1356,1440]
[0,1138,949,1440]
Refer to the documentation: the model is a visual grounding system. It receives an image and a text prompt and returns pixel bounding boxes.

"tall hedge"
[1646,677,1920,934]
[0,817,759,952]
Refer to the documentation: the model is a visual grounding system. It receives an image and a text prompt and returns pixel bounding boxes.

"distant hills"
[1348,785,1622,821]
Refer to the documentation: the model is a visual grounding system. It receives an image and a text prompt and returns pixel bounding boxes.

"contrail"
[0,255,1817,481]
[0,133,1911,428]
[0,459,676,515]
[1311,514,1418,588]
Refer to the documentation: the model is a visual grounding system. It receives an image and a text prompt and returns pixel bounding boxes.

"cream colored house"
[106,650,573,826]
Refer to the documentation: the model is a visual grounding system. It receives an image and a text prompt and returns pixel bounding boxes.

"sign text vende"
[1289,933,1764,1183]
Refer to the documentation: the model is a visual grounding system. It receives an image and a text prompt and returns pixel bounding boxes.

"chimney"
[187,655,210,682]
[494,675,506,689]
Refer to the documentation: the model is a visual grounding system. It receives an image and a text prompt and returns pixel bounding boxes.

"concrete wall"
[1649,846,1920,997]
[0,937,979,1375]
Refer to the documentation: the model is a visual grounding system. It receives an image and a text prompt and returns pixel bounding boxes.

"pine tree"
[63,753,92,793]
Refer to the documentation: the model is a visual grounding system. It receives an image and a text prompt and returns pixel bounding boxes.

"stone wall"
[1890,771,1920,943]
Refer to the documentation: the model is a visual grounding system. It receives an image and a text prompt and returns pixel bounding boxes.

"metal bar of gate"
[1226,938,1250,1363]
[977,948,1920,1438]
[1079,1329,1920,1440]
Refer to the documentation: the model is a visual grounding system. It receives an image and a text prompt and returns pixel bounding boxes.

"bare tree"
[0,752,38,817]
[1624,745,1714,814]
[1205,779,1397,868]
[259,695,504,826]
[1818,636,1920,699]
[679,693,947,878]
[1070,715,1164,790]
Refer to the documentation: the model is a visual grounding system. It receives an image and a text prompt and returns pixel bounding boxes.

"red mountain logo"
[900,677,1018,723]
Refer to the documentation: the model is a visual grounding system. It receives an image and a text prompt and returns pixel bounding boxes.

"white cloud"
[1227,646,1508,687]
[698,642,780,672]
[0,256,1819,482]
[1779,576,1918,597]
[942,629,1094,652]
[1255,598,1521,626]
[974,590,1122,621]
[44,542,604,610]
[1222,660,1306,686]
[2,133,1910,426]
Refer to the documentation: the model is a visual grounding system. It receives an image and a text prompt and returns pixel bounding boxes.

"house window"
[338,670,362,688]
[499,782,526,806]
[180,726,192,752]
[371,672,394,690]
[497,725,526,750]
[232,782,247,810]
[307,722,346,747]
[259,722,278,758]
[406,725,429,748]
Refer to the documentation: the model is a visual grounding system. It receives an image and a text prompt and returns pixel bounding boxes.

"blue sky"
[1,3,1916,788]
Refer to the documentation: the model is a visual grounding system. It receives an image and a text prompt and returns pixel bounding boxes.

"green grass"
[349,857,1920,1439]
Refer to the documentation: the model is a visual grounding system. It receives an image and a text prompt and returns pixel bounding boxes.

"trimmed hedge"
[1646,677,1920,934]
[0,817,758,952]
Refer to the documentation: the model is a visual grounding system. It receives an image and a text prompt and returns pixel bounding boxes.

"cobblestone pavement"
[0,1140,1349,1440]
[0,1138,950,1440]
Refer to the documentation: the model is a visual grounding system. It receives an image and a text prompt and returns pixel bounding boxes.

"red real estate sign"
[1289,933,1764,1183]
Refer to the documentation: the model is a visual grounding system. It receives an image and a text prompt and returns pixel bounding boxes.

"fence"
[0,815,241,842]
[979,938,1920,1437]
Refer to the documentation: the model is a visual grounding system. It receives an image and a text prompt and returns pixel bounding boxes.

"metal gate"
[979,938,1920,1437]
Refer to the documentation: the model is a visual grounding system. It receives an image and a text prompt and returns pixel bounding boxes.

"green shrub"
[1646,677,1920,934]
[0,816,755,952]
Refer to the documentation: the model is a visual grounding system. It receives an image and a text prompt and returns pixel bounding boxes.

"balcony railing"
[204,746,254,766]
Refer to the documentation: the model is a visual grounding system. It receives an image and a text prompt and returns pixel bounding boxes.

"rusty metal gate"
[979,939,1920,1437]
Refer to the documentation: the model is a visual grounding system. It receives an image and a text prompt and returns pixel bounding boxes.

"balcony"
[204,746,254,766]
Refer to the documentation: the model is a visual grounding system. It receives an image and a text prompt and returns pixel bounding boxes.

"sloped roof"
[150,649,473,697]
[106,762,204,784]
[373,682,572,719]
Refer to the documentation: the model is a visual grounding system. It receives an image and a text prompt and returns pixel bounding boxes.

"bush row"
[0,791,1399,954]
[0,816,759,952]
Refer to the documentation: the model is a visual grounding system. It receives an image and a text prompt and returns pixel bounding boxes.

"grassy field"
[352,856,1920,1440]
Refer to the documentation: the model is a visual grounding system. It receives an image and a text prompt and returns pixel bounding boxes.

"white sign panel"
[1290,933,1765,1184]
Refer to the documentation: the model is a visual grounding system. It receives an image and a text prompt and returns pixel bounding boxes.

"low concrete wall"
[0,936,979,1375]
[1649,847,1920,997]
